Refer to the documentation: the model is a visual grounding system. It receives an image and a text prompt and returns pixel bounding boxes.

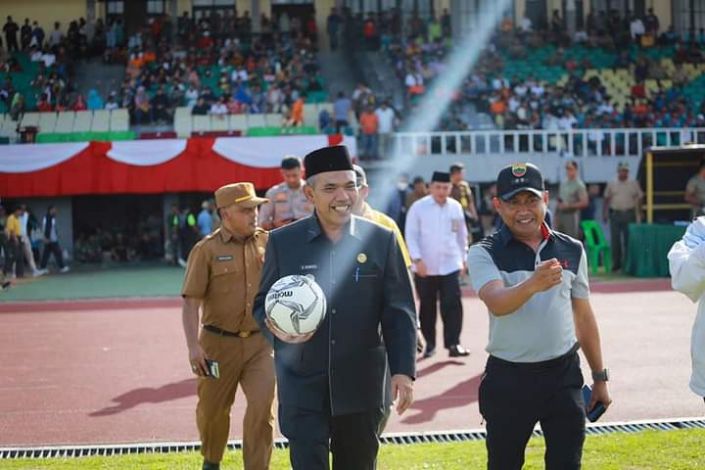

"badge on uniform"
[216,255,233,262]
[357,253,367,264]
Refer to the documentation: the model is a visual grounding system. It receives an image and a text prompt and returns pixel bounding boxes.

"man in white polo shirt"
[468,163,611,470]
[405,171,470,358]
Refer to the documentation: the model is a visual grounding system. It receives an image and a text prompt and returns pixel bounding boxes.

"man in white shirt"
[669,217,705,404]
[405,171,470,358]
[375,101,396,158]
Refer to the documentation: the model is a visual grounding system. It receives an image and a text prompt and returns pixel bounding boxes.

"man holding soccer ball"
[254,145,417,470]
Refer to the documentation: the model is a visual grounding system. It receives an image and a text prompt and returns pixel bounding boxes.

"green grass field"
[4,429,704,469]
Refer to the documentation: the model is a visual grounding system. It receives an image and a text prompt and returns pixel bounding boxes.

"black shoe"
[203,461,220,470]
[422,347,436,358]
[449,345,470,357]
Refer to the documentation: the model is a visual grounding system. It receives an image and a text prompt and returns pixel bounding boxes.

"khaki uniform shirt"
[605,179,643,211]
[559,178,588,212]
[181,226,269,334]
[686,175,705,207]
[258,181,313,227]
[451,181,473,213]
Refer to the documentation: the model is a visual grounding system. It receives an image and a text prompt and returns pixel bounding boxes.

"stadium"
[1,0,705,468]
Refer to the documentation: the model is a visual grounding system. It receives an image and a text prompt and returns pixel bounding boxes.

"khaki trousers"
[197,330,275,468]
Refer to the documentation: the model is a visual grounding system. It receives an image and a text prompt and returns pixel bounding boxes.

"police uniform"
[604,165,643,270]
[258,181,313,229]
[253,146,417,470]
[182,183,275,469]
[557,178,588,239]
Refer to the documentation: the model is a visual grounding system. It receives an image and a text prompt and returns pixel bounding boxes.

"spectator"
[37,93,52,112]
[104,92,119,110]
[152,86,171,123]
[326,7,341,50]
[72,93,87,111]
[31,21,45,49]
[133,86,152,125]
[192,97,209,115]
[358,105,379,160]
[87,89,104,111]
[556,160,589,239]
[3,16,19,52]
[333,91,352,134]
[20,18,31,50]
[49,22,63,49]
[375,100,396,157]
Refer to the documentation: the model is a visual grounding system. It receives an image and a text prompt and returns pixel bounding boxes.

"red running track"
[1,279,703,446]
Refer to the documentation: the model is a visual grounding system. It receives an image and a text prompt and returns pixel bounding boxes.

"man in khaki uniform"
[449,163,479,243]
[603,162,644,272]
[181,182,275,470]
[258,156,313,230]
[557,160,589,239]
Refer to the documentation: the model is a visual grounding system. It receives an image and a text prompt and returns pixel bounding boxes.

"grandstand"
[1,0,705,255]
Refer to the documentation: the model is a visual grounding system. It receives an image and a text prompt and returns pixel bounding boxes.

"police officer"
[556,160,588,239]
[449,162,480,242]
[258,156,313,230]
[602,162,643,272]
[253,145,417,470]
[468,163,612,470]
[181,182,275,470]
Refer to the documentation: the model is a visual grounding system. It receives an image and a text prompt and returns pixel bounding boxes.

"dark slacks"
[3,238,23,277]
[415,270,463,350]
[479,347,586,470]
[40,241,65,269]
[279,404,384,470]
[609,209,636,270]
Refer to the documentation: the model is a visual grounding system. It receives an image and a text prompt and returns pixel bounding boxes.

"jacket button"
[331,340,336,345]
[332,309,336,315]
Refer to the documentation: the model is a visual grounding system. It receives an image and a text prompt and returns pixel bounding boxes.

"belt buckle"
[238,331,251,338]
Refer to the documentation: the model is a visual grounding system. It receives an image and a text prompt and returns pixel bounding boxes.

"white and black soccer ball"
[265,274,327,336]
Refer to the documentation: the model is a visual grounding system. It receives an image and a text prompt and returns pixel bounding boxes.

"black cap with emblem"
[303,145,354,178]
[496,163,545,201]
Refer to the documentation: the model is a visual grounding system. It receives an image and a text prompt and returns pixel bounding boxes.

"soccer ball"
[265,274,327,336]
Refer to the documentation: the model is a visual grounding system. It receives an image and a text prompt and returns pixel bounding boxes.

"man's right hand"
[188,344,209,377]
[530,258,563,293]
[266,318,314,344]
[414,259,428,278]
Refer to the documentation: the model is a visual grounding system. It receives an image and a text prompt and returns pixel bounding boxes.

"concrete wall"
[1,0,88,36]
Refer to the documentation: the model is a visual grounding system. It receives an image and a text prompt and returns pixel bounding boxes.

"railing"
[390,128,705,159]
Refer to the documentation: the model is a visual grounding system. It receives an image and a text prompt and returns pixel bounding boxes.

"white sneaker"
[33,269,47,277]
[60,266,70,273]
[177,258,187,268]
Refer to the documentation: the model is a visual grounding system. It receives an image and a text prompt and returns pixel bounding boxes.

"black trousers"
[415,270,463,350]
[3,238,23,277]
[40,241,65,269]
[479,347,586,470]
[279,404,384,470]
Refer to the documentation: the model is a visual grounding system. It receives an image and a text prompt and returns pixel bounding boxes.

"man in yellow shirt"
[352,165,411,267]
[4,206,24,278]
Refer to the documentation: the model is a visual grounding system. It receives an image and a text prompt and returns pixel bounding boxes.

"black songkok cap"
[431,171,451,183]
[304,145,354,178]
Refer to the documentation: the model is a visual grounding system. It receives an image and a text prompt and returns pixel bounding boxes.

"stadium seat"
[581,220,612,274]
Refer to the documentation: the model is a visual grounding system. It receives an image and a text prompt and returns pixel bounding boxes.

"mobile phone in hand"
[582,385,606,422]
[204,359,220,379]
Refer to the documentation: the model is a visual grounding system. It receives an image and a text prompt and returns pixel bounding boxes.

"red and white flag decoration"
[0,134,358,197]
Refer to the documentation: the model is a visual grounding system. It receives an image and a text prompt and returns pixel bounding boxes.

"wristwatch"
[592,368,609,382]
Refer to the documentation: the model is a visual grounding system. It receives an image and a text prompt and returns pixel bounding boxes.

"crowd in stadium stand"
[116,11,324,126]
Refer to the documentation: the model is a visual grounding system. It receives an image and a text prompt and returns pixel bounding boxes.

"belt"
[488,342,580,370]
[203,324,259,338]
